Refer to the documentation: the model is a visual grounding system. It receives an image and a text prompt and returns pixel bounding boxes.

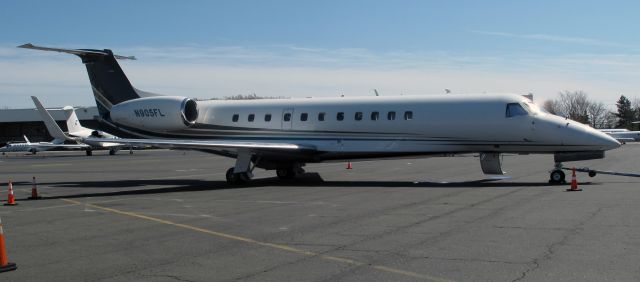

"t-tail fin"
[19,43,140,117]
[31,96,72,141]
[61,106,87,136]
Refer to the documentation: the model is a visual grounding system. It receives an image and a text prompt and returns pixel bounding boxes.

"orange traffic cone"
[566,167,582,192]
[28,177,41,200]
[0,218,17,272]
[346,162,353,170]
[4,181,17,206]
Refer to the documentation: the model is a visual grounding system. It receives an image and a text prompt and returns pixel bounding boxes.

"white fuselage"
[600,130,640,143]
[0,142,49,153]
[114,93,619,160]
[0,141,87,153]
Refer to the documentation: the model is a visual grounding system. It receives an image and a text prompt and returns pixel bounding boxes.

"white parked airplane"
[18,43,620,184]
[0,135,89,154]
[31,96,124,155]
[599,129,640,144]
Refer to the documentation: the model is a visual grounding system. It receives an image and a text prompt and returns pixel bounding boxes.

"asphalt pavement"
[0,146,639,281]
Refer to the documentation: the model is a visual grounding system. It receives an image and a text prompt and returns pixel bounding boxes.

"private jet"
[0,135,89,154]
[18,43,620,184]
[31,96,125,155]
[599,128,640,144]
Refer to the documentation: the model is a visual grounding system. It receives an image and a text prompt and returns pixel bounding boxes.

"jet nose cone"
[597,131,621,150]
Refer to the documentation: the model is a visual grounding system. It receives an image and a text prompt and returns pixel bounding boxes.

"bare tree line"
[542,90,638,129]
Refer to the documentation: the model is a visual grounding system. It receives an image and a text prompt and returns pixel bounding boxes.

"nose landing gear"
[549,162,566,184]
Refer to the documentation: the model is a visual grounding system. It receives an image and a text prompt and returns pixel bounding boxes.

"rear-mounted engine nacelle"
[110,96,199,131]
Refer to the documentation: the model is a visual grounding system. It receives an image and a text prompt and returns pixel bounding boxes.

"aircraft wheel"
[109,149,117,155]
[549,170,565,184]
[30,148,37,155]
[226,168,250,184]
[276,168,294,180]
[588,170,597,177]
[86,149,93,156]
[226,168,237,184]
[237,172,252,182]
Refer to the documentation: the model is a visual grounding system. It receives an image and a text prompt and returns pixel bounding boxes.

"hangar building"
[0,106,103,146]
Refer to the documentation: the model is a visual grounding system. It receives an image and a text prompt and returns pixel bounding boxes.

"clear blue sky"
[1,0,639,108]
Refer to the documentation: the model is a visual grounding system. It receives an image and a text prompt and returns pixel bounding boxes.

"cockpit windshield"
[506,103,529,118]
[524,101,545,114]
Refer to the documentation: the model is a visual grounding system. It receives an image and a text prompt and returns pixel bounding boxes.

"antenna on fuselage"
[444,89,451,94]
[373,89,379,96]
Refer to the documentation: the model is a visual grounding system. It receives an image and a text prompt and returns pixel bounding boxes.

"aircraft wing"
[81,137,316,152]
[32,143,91,149]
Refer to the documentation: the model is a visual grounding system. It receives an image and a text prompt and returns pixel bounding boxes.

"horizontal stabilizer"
[18,43,136,60]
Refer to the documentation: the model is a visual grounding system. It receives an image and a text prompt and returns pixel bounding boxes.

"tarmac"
[0,146,639,281]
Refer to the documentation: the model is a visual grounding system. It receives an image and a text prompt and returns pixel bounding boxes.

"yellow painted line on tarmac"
[62,198,454,282]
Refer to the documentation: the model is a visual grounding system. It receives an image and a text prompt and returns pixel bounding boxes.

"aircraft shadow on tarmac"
[21,173,599,200]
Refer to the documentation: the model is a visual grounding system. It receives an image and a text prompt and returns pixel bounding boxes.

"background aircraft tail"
[31,96,73,141]
[61,106,87,136]
[19,44,141,117]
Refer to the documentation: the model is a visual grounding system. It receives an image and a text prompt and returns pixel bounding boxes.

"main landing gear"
[225,168,252,184]
[224,150,305,185]
[549,162,566,184]
[108,148,119,155]
[276,166,305,180]
[225,149,254,185]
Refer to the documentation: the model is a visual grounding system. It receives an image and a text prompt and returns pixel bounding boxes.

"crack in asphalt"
[511,207,604,282]
[145,274,196,282]
[319,187,549,281]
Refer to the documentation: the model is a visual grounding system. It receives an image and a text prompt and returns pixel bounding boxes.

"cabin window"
[337,112,344,121]
[506,103,528,118]
[264,114,272,122]
[371,111,379,121]
[300,113,308,121]
[404,111,413,120]
[284,113,291,121]
[355,112,363,121]
[318,112,326,121]
[248,114,255,122]
[232,114,239,122]
[387,111,396,120]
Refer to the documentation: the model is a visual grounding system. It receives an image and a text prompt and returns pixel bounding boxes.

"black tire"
[237,172,251,182]
[588,170,597,177]
[226,168,249,184]
[226,168,237,184]
[109,149,116,155]
[276,168,296,180]
[549,170,565,184]
[86,150,93,156]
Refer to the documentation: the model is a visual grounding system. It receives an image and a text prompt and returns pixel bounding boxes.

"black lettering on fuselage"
[134,109,167,118]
